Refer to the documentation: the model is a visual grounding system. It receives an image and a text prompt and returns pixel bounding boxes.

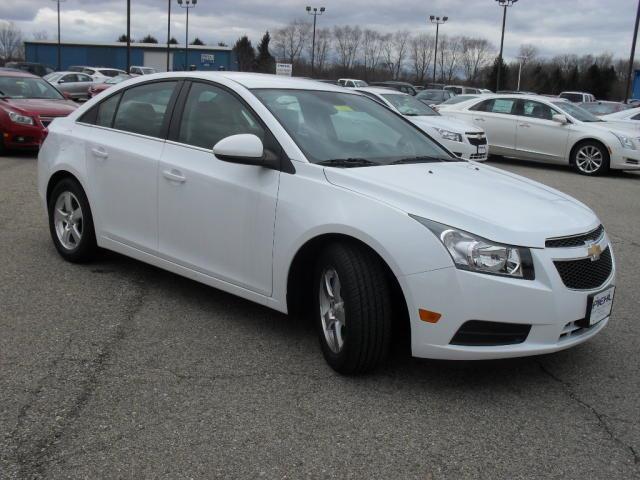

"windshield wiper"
[317,158,379,168]
[390,155,449,165]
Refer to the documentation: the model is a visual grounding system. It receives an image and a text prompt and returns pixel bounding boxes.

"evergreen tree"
[117,34,133,42]
[191,37,205,45]
[488,57,509,91]
[232,35,256,72]
[141,34,158,44]
[169,37,179,45]
[255,31,275,74]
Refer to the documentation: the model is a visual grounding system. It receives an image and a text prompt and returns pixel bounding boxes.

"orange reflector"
[419,309,441,323]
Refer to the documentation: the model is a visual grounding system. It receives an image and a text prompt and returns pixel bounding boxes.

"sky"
[1,0,639,60]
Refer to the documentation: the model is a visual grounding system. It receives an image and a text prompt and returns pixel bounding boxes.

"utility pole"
[167,0,172,71]
[495,0,519,92]
[50,0,66,70]
[429,16,448,85]
[306,6,326,77]
[625,0,640,102]
[126,0,131,73]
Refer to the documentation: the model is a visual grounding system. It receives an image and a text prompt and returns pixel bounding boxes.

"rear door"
[83,80,180,252]
[515,99,570,163]
[158,80,281,295]
[468,98,518,155]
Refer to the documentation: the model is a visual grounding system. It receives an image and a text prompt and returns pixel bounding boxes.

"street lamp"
[306,6,325,77]
[495,0,519,92]
[50,0,66,71]
[167,0,172,71]
[126,0,131,73]
[516,54,529,91]
[429,15,448,84]
[624,0,640,102]
[177,0,197,71]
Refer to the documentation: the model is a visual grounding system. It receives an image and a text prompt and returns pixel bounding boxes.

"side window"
[61,74,77,83]
[78,74,92,82]
[177,82,265,149]
[113,81,177,138]
[96,93,122,127]
[470,99,493,112]
[631,113,640,121]
[473,98,516,114]
[521,100,554,120]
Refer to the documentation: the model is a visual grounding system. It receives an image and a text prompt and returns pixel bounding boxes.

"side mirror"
[58,79,66,84]
[552,113,569,124]
[213,134,264,165]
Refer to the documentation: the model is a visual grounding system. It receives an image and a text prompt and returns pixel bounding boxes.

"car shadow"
[84,248,576,389]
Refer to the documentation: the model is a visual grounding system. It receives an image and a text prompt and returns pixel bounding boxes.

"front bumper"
[442,134,488,162]
[610,145,640,170]
[402,233,615,360]
[2,122,47,149]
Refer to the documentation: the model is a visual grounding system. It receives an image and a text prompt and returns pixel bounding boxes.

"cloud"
[5,0,639,59]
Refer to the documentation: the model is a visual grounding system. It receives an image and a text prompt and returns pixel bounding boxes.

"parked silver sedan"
[44,71,94,101]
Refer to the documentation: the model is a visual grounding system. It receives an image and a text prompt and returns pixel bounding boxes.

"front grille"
[554,247,612,290]
[469,153,487,160]
[450,320,531,346]
[466,134,487,146]
[546,225,604,248]
[626,158,639,165]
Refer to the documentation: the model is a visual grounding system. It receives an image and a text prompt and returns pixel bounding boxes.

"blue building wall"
[24,42,235,72]
[633,70,640,100]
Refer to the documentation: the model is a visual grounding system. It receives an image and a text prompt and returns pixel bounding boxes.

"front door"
[515,99,570,163]
[158,81,280,295]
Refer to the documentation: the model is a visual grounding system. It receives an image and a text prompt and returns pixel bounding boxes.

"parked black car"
[4,62,54,77]
[369,81,417,96]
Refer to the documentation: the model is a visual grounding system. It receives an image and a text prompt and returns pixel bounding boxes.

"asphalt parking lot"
[0,153,639,479]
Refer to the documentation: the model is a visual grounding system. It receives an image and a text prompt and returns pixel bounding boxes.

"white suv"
[559,91,596,103]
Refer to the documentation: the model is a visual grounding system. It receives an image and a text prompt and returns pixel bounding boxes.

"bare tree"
[0,22,23,62]
[334,25,362,73]
[312,27,332,74]
[438,35,462,83]
[361,29,384,80]
[382,30,410,79]
[273,19,310,64]
[461,37,493,83]
[410,33,435,84]
[518,44,538,64]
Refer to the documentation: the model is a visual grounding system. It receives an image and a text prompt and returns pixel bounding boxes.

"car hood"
[324,162,598,248]
[1,98,77,117]
[408,115,482,134]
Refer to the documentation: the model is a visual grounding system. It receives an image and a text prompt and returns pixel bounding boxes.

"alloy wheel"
[575,145,604,174]
[53,191,83,250]
[319,268,346,354]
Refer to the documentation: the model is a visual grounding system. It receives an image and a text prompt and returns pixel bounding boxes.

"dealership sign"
[201,54,215,65]
[276,63,292,76]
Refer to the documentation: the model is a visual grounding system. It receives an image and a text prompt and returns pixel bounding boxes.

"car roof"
[0,69,39,79]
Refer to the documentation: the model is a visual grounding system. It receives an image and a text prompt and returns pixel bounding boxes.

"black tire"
[571,140,610,176]
[314,242,393,374]
[0,133,7,156]
[48,177,98,263]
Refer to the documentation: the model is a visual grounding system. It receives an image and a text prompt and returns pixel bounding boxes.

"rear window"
[559,93,584,103]
[471,98,517,114]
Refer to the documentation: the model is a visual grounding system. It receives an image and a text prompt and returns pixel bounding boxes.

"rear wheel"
[572,141,610,176]
[48,178,97,263]
[314,242,392,374]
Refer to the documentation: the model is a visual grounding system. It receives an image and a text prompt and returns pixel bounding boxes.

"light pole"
[306,6,325,77]
[624,0,640,102]
[516,54,528,91]
[126,0,131,73]
[177,0,197,71]
[429,15,448,84]
[167,0,172,71]
[50,0,65,70]
[495,0,519,92]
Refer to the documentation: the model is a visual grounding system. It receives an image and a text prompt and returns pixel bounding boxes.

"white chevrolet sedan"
[38,73,616,374]
[442,94,640,175]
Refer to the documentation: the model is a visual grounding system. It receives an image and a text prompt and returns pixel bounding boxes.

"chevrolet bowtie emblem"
[586,242,602,261]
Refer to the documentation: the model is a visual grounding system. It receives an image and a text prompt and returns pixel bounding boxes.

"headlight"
[611,131,635,150]
[8,111,35,126]
[435,128,463,143]
[410,215,535,279]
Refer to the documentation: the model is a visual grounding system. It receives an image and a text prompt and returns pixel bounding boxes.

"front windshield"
[106,74,131,84]
[441,95,478,105]
[382,94,439,116]
[0,76,64,99]
[353,80,368,87]
[580,103,626,116]
[552,101,602,122]
[253,89,454,166]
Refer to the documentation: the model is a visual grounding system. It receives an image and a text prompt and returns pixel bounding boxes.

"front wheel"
[314,242,393,374]
[572,141,610,176]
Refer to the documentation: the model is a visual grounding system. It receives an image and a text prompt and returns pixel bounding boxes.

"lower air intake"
[450,320,531,346]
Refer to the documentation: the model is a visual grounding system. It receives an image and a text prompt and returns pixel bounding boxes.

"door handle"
[163,169,186,183]
[473,117,486,122]
[91,147,108,159]
[519,123,531,128]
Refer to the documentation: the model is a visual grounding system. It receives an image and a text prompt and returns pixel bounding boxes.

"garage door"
[143,50,172,72]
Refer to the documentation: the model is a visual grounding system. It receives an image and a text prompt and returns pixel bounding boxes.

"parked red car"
[0,70,77,154]
[88,74,133,98]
